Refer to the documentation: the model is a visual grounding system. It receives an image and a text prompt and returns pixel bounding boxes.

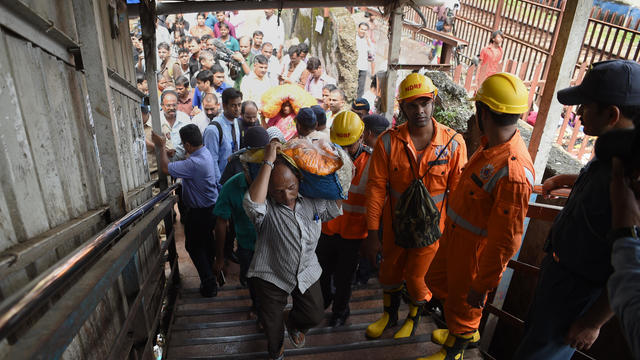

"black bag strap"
[404,131,459,181]
[208,120,224,147]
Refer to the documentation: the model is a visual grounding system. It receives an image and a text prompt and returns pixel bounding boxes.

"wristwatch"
[607,225,640,242]
[263,160,275,169]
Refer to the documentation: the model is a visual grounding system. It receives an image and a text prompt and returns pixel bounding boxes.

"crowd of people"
[134,9,640,360]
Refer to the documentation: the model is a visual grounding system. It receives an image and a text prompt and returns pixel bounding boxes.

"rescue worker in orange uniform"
[419,72,535,360]
[363,73,467,339]
[317,110,376,327]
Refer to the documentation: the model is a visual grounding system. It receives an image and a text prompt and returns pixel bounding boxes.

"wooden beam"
[0,1,78,66]
[527,0,592,183]
[152,0,390,15]
[384,6,403,120]
[71,0,128,217]
[137,1,169,190]
[0,208,108,280]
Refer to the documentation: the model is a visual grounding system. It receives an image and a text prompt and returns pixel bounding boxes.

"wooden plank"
[0,1,76,66]
[0,208,108,281]
[72,0,128,218]
[0,179,17,252]
[0,30,50,242]
[3,27,70,228]
[154,0,388,15]
[39,49,89,219]
[66,70,107,210]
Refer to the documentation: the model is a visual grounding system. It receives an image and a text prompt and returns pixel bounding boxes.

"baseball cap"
[242,126,269,149]
[295,107,317,129]
[352,98,370,112]
[557,60,640,106]
[266,126,286,143]
[311,105,327,126]
[363,114,390,133]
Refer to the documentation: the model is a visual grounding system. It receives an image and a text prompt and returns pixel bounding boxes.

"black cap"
[296,107,317,129]
[363,114,390,134]
[242,126,269,149]
[557,60,640,106]
[311,105,327,126]
[352,98,370,111]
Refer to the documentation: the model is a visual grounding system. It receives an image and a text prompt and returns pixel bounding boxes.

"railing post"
[138,0,169,191]
[528,0,592,183]
[493,0,505,31]
[383,5,403,120]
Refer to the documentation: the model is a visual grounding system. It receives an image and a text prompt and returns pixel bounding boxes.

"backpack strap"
[417,131,459,181]
[208,120,224,147]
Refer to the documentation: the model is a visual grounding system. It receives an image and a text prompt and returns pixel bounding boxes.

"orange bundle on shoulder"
[282,138,343,176]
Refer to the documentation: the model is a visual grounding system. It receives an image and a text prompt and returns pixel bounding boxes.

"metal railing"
[0,183,180,358]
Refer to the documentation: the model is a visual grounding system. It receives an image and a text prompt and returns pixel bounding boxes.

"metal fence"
[399,0,639,164]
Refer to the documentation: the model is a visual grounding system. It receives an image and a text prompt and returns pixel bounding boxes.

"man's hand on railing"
[537,173,578,199]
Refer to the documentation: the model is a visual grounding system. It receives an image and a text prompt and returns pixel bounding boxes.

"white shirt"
[240,71,276,104]
[267,56,281,83]
[191,112,212,134]
[159,110,191,160]
[259,14,285,51]
[356,35,372,71]
[283,61,306,84]
[305,73,337,102]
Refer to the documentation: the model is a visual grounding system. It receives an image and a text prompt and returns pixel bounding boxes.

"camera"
[215,51,242,76]
[211,39,243,78]
[594,128,640,176]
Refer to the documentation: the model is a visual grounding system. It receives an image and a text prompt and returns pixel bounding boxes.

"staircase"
[166,282,483,359]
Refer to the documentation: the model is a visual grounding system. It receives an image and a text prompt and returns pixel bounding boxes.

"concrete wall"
[284,8,358,102]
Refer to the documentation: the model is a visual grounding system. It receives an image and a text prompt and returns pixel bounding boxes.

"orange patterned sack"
[282,138,343,176]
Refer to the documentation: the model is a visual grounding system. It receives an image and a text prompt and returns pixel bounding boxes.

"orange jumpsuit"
[323,147,371,239]
[425,130,534,334]
[366,119,467,302]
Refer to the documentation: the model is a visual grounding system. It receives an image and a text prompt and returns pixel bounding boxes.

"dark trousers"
[316,233,363,316]
[237,247,258,311]
[249,277,324,358]
[513,255,602,360]
[357,70,368,98]
[184,206,217,288]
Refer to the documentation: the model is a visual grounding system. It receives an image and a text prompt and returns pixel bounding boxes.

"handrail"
[0,183,180,342]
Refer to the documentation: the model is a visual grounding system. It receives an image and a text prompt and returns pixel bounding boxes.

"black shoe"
[227,250,240,264]
[200,279,218,298]
[328,309,349,327]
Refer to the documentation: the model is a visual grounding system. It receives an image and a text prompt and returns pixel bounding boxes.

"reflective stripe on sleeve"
[447,207,488,237]
[343,203,366,214]
[483,166,509,193]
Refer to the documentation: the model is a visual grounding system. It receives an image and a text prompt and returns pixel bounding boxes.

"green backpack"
[385,132,457,248]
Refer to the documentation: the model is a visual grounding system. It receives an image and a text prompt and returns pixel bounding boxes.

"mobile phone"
[217,270,226,287]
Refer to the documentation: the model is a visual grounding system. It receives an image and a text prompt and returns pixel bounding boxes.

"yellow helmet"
[330,110,364,146]
[470,72,529,114]
[398,73,438,103]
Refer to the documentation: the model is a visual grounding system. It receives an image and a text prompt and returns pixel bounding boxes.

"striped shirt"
[243,192,342,293]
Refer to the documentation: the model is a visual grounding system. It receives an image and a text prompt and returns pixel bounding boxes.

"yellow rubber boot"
[432,329,480,347]
[416,331,474,360]
[365,288,401,339]
[393,302,423,339]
